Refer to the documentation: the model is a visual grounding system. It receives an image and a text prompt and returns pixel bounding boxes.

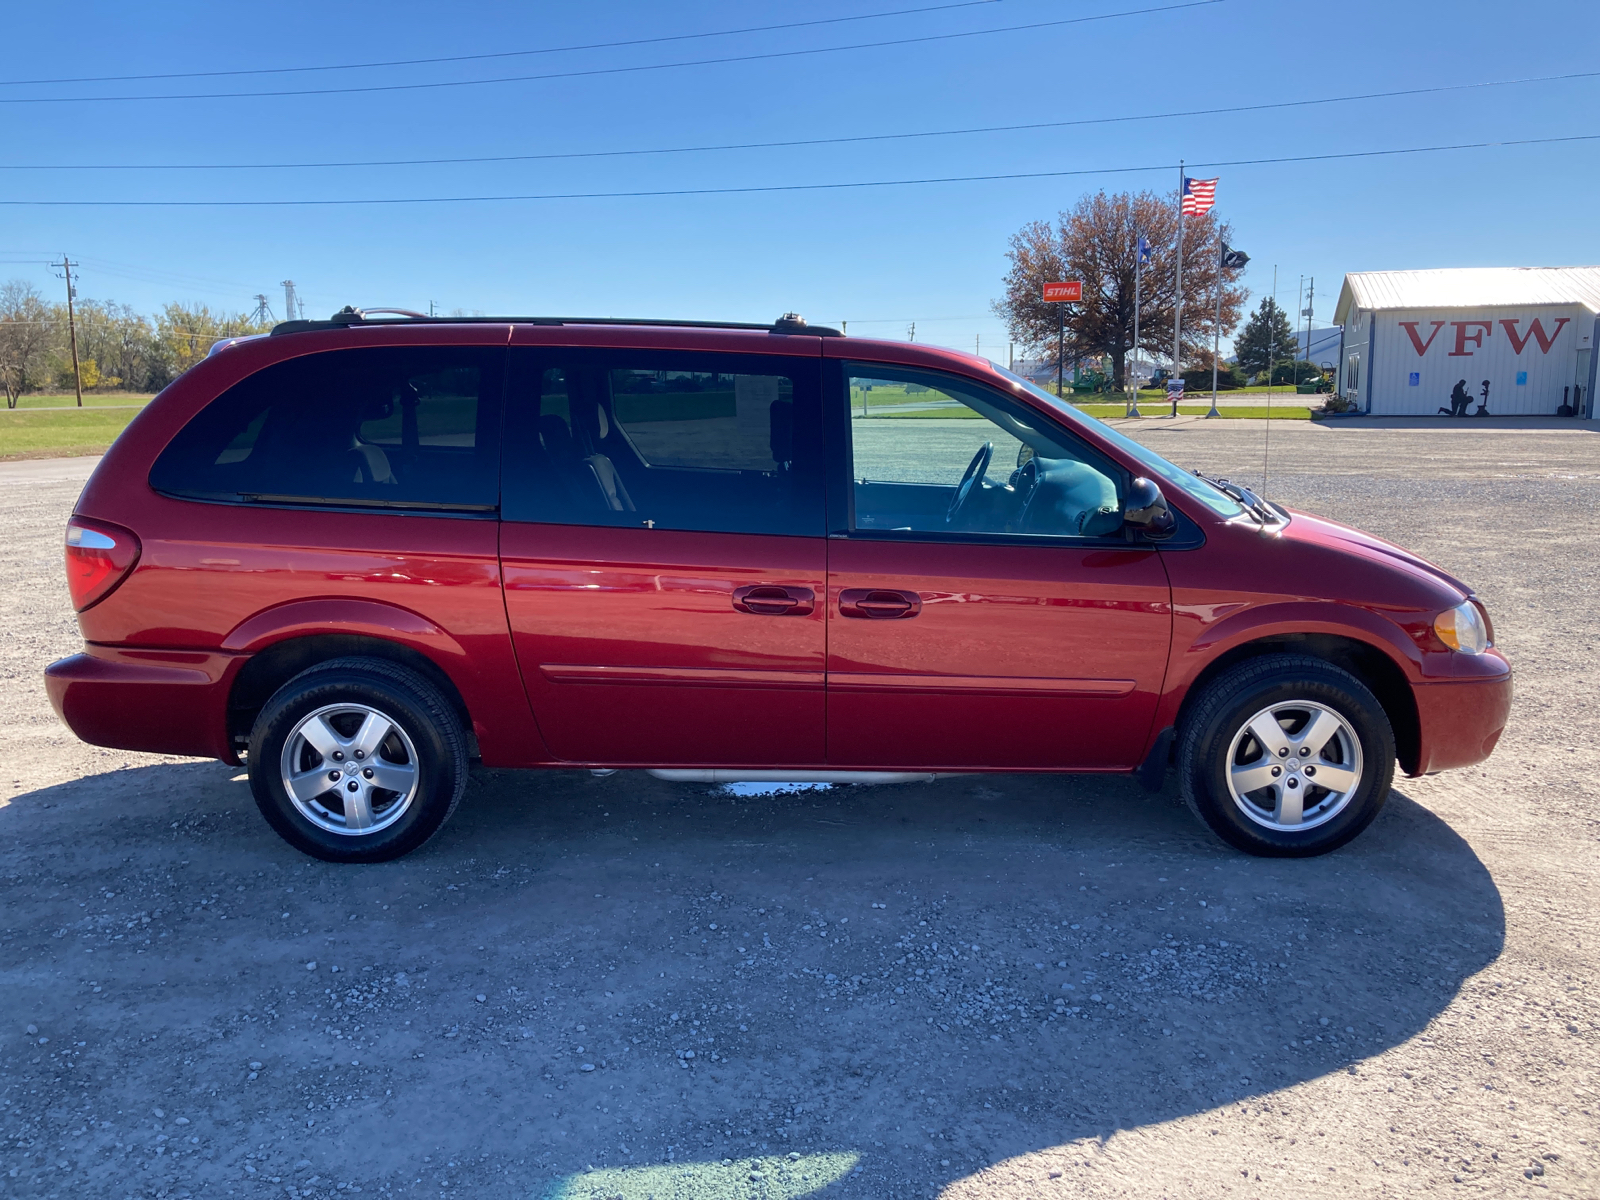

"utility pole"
[1302,277,1315,387]
[1293,276,1304,388]
[54,255,83,407]
[906,322,915,343]
[429,301,438,318]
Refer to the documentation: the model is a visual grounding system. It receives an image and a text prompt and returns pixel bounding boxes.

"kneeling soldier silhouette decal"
[1439,379,1473,417]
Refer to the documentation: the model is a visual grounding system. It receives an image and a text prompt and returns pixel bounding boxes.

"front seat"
[573,394,635,513]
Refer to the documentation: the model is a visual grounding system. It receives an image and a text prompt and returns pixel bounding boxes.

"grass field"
[0,405,147,461]
[6,392,155,409]
[1073,403,1314,420]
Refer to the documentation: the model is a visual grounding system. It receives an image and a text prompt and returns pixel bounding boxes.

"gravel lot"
[1,422,1596,1199]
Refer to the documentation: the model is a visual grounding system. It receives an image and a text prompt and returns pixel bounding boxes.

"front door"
[826,361,1172,770]
[499,343,828,766]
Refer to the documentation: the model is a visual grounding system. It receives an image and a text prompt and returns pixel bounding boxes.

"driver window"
[846,364,1124,539]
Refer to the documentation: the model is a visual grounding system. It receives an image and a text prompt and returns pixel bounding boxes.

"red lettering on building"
[1447,320,1493,357]
[1398,320,1446,356]
[1499,317,1570,354]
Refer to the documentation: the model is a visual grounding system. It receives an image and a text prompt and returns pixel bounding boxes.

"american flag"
[1181,176,1218,216]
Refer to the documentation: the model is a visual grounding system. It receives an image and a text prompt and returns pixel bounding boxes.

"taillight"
[65,517,141,611]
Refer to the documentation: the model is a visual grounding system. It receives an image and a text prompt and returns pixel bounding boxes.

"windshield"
[993,365,1246,519]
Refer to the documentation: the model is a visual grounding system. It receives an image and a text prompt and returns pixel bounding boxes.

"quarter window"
[149,346,505,511]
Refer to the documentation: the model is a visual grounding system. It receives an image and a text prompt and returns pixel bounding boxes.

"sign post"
[1166,375,1185,417]
[1042,280,1083,399]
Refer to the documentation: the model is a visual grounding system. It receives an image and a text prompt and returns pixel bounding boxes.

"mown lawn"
[1073,403,1314,420]
[6,392,154,409]
[0,404,147,460]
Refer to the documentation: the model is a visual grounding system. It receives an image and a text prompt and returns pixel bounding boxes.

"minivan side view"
[46,310,1512,862]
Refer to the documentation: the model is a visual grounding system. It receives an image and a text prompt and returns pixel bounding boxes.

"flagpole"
[1127,235,1143,418]
[1208,234,1222,419]
[1172,160,1184,418]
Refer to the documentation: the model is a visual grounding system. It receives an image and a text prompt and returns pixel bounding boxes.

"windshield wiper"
[1190,470,1278,523]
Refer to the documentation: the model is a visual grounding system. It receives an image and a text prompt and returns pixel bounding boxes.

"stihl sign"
[1399,316,1570,357]
[1042,281,1083,302]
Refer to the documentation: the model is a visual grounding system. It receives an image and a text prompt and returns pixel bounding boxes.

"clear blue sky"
[2,0,1596,359]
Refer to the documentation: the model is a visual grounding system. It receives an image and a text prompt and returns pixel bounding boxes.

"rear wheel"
[1178,654,1395,857]
[248,657,468,862]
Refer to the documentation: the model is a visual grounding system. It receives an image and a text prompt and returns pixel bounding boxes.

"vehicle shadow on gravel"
[0,762,1503,1199]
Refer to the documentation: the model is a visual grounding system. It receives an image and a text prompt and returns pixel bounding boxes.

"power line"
[0,0,1012,87]
[0,2,1221,105]
[4,66,1591,172]
[0,130,1591,207]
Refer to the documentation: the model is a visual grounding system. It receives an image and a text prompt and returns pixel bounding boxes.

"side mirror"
[1123,476,1175,539]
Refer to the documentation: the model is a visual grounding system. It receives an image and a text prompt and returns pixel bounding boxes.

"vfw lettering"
[1398,317,1570,357]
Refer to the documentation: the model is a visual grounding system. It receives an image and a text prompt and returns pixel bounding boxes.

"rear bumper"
[45,645,246,763]
[1408,670,1513,776]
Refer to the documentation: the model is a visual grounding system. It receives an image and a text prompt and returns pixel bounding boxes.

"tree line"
[0,279,272,408]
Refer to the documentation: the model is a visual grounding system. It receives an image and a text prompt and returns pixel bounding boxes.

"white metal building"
[1334,267,1600,417]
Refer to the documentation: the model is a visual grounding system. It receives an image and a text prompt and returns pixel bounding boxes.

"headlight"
[1434,600,1489,655]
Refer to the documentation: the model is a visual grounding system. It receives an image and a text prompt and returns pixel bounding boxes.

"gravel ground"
[1,423,1595,1200]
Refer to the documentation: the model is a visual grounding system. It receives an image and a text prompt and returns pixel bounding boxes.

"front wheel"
[1178,654,1395,857]
[248,657,468,863]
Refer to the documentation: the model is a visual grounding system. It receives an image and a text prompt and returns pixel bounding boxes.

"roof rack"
[270,307,841,337]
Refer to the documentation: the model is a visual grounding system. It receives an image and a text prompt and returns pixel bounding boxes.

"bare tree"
[0,281,57,408]
[993,189,1248,390]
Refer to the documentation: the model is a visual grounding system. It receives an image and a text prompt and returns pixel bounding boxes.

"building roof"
[1334,267,1600,323]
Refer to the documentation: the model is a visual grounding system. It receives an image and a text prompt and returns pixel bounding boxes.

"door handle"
[838,588,922,619]
[732,585,815,616]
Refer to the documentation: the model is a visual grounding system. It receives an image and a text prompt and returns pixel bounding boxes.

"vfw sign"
[1398,316,1569,358]
[1374,307,1581,415]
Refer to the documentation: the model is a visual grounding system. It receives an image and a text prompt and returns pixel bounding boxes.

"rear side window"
[149,346,506,511]
[502,349,822,536]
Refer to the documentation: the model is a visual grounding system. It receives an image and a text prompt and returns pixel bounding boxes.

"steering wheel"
[946,441,994,524]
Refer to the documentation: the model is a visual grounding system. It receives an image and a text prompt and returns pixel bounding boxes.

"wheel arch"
[1175,632,1421,775]
[226,634,474,757]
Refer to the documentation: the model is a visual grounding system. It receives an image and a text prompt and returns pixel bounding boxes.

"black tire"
[247,656,468,863]
[1178,654,1395,858]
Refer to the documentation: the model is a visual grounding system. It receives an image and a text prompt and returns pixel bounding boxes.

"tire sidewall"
[1183,664,1395,857]
[249,668,459,863]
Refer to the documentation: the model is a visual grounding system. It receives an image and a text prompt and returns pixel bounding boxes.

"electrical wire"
[0,2,1220,105]
[4,66,1591,171]
[1,131,1590,206]
[0,0,1012,86]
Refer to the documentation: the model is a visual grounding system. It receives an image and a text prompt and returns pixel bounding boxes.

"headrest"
[769,399,794,466]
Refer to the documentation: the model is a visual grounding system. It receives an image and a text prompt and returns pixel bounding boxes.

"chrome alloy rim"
[279,703,420,837]
[1224,700,1364,832]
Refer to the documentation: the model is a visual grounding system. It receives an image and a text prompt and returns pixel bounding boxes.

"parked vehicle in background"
[47,310,1511,862]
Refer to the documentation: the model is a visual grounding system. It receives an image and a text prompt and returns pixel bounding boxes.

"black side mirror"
[1123,476,1176,539]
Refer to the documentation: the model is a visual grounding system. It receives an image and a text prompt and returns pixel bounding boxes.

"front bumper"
[1408,670,1513,776]
[45,645,246,763]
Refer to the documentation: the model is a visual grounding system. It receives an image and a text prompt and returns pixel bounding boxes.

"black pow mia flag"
[1220,243,1250,269]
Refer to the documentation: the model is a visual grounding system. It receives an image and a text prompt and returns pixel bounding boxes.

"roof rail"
[270,307,841,337]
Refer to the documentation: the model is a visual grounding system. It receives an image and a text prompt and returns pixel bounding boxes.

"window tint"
[846,363,1125,540]
[503,350,821,536]
[149,347,505,511]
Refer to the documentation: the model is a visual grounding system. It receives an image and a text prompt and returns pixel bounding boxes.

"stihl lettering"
[1399,321,1446,356]
[1448,321,1493,357]
[1499,317,1570,355]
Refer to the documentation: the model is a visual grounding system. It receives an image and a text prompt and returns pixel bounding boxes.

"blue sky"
[2,0,1596,359]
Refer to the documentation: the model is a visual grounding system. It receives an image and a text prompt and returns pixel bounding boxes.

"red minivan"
[46,310,1511,862]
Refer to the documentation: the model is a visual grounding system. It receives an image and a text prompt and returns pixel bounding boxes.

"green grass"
[6,391,154,409]
[0,405,145,460]
[1073,403,1313,420]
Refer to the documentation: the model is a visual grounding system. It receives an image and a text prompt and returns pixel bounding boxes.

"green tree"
[1234,296,1298,378]
[155,303,271,381]
[0,280,57,407]
[993,189,1248,390]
